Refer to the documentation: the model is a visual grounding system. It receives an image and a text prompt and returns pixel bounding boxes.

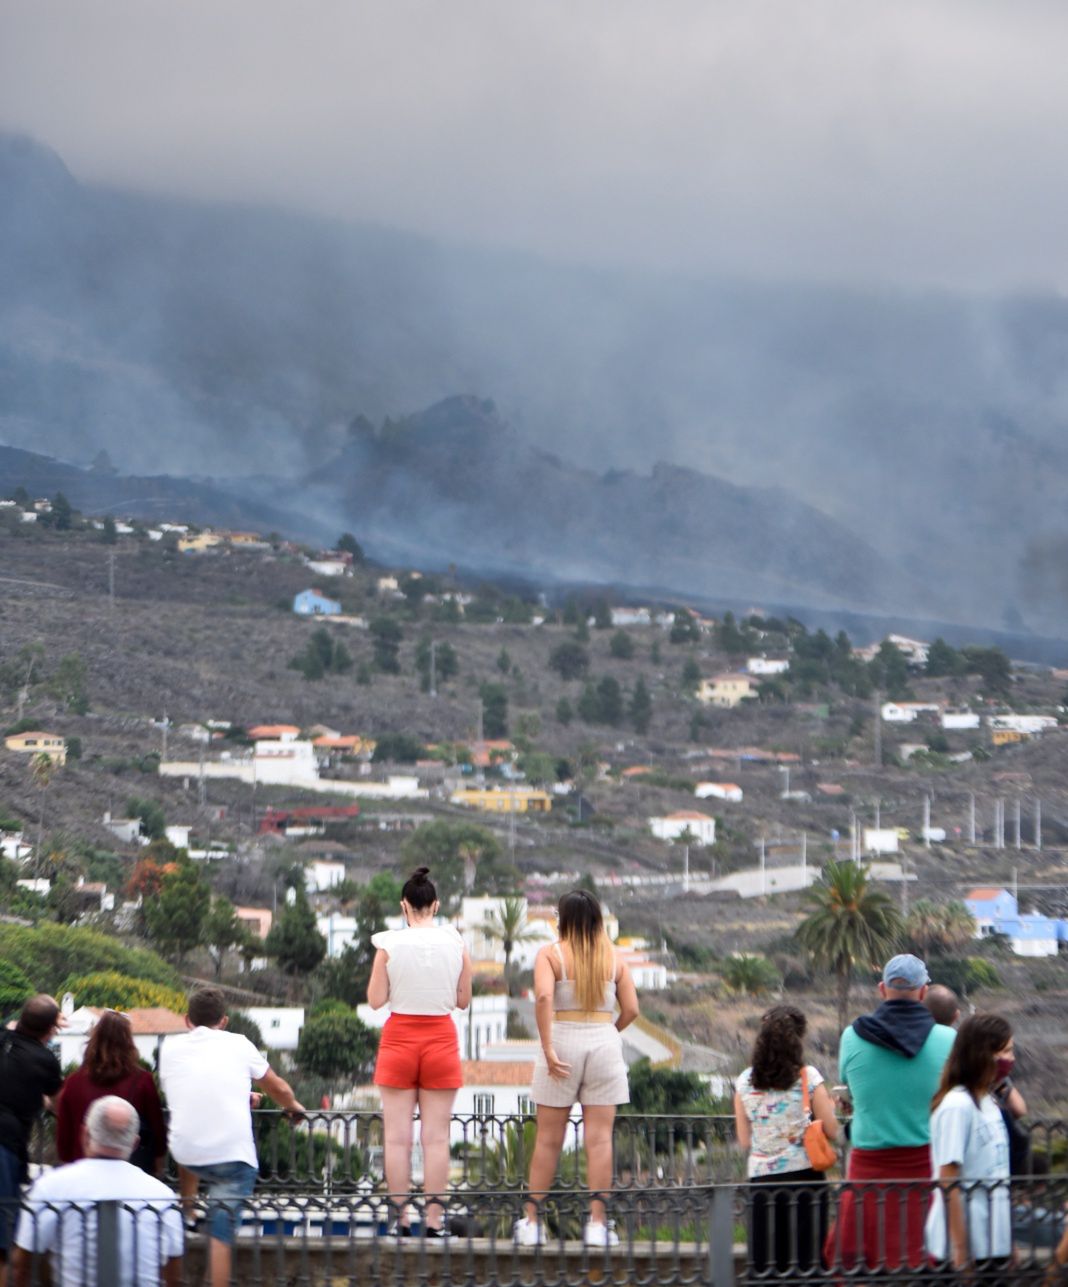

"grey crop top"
[552,943,617,1013]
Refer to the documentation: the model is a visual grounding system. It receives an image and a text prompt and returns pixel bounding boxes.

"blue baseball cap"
[882,953,930,990]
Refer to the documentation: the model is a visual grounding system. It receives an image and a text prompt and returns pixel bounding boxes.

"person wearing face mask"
[991,1045,1029,1177]
[367,867,472,1236]
[925,1014,1013,1279]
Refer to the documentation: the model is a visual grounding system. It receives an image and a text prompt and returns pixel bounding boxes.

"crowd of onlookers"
[733,951,1065,1282]
[1,890,1067,1285]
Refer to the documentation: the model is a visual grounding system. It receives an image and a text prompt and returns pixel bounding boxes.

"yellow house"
[450,787,552,814]
[991,729,1026,747]
[177,532,223,553]
[697,674,758,708]
[5,731,67,764]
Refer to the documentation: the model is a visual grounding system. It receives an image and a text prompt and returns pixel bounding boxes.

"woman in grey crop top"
[516,890,639,1250]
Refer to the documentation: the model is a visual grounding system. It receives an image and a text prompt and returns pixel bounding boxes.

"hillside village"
[5,491,1068,1109]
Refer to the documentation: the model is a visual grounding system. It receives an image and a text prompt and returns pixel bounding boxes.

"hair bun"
[412,866,431,881]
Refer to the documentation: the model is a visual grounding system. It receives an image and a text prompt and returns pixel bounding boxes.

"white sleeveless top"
[371,924,464,1015]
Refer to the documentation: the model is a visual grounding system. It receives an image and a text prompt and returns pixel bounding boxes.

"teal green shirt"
[839,1022,956,1149]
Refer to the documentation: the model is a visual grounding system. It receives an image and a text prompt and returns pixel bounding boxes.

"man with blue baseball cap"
[825,953,956,1273]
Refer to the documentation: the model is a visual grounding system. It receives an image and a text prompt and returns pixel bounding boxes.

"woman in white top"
[515,889,639,1248]
[367,867,472,1235]
[925,1013,1012,1277]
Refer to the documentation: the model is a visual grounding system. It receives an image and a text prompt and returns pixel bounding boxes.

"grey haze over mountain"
[3,131,1068,631]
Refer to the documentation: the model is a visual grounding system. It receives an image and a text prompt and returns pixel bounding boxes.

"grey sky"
[2,0,1068,289]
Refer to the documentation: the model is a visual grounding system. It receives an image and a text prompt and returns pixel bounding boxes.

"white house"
[988,714,1059,735]
[695,782,743,803]
[245,1006,305,1051]
[164,824,192,850]
[886,635,931,667]
[306,859,346,893]
[317,911,358,956]
[881,702,942,723]
[453,1060,536,1122]
[610,607,652,627]
[863,828,900,855]
[0,831,32,861]
[305,558,349,578]
[649,810,717,846]
[746,657,790,676]
[942,711,981,731]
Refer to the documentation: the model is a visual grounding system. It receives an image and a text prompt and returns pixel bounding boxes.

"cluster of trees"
[288,627,353,681]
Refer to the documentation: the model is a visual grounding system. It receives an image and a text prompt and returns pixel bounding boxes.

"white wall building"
[695,782,743,803]
[881,702,942,723]
[988,714,1059,735]
[863,828,900,855]
[306,860,347,893]
[357,993,509,1063]
[245,1006,305,1051]
[746,657,790,676]
[942,712,981,730]
[649,811,716,845]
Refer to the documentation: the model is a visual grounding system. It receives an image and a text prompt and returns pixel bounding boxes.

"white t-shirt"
[15,1157,183,1287]
[159,1026,269,1168]
[925,1087,1011,1263]
[371,924,464,1014]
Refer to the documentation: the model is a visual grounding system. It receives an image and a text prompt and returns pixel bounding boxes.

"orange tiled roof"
[89,1007,187,1035]
[249,724,300,738]
[965,888,1008,902]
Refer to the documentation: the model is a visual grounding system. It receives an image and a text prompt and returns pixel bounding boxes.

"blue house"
[965,887,1064,958]
[293,588,342,617]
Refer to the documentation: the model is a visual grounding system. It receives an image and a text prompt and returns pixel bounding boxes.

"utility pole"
[801,830,807,883]
[1035,797,1042,851]
[161,712,168,762]
[107,551,116,611]
[683,844,690,894]
[429,641,437,698]
[968,792,976,846]
[1014,798,1022,851]
[1012,865,1018,905]
[873,689,882,768]
[874,799,881,831]
[759,836,766,895]
[923,795,931,849]
[198,745,206,809]
[849,809,858,862]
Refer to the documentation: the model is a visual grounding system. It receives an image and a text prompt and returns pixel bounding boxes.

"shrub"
[0,923,179,991]
[58,971,187,1013]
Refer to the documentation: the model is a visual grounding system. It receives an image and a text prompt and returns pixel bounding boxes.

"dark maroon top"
[55,1066,167,1168]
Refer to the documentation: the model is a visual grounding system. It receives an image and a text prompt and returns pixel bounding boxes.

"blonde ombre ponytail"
[557,889,614,1013]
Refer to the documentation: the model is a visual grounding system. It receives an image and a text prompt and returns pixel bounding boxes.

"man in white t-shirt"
[159,987,304,1287]
[12,1095,182,1287]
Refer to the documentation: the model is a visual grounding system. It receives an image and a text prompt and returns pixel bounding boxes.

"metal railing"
[5,1175,1068,1285]
[29,1110,1068,1193]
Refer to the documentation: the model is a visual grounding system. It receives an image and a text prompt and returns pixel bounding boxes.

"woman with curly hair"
[55,1011,166,1174]
[734,1005,838,1274]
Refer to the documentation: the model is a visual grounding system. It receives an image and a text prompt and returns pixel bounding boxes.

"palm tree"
[796,860,903,1036]
[482,895,540,997]
[30,752,57,876]
[720,953,779,996]
[906,899,977,958]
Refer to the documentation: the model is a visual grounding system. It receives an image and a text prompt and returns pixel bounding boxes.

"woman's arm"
[366,949,390,1009]
[456,948,473,1010]
[533,947,570,1080]
[811,1081,839,1140]
[938,1161,969,1269]
[733,1091,751,1151]
[614,960,639,1032]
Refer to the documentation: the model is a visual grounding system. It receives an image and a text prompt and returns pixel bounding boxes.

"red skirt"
[823,1144,931,1271]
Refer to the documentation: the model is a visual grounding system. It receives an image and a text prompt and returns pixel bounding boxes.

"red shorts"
[373,1014,462,1090]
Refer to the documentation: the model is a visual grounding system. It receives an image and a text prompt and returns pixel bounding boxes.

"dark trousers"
[748,1168,829,1276]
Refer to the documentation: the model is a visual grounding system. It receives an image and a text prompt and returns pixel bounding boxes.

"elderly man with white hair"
[11,1096,182,1287]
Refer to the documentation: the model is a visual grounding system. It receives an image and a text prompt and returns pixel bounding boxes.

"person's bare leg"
[208,1237,231,1287]
[380,1087,418,1228]
[417,1088,457,1231]
[581,1104,617,1226]
[524,1106,571,1225]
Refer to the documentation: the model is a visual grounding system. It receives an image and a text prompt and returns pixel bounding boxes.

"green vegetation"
[0,922,179,990]
[266,886,327,976]
[288,626,353,680]
[59,971,188,1012]
[296,1002,378,1082]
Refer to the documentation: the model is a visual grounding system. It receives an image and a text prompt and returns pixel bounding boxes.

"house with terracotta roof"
[248,724,301,741]
[695,782,743,803]
[5,731,66,764]
[649,810,716,845]
[57,1006,188,1068]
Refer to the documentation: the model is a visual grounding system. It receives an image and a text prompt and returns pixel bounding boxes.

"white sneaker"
[583,1220,619,1247]
[513,1217,546,1247]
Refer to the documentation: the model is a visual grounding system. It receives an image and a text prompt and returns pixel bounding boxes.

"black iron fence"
[5,1176,1068,1285]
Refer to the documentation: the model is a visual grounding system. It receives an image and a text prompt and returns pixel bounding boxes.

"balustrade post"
[96,1200,121,1284]
[707,1184,735,1286]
